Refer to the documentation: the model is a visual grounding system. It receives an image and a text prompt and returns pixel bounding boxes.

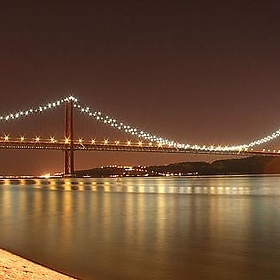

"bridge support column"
[64,99,74,177]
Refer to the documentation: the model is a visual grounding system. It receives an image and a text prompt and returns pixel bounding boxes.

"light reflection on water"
[1,175,280,280]
[1,175,280,195]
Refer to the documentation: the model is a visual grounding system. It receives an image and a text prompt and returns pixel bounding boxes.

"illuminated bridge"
[1,96,280,176]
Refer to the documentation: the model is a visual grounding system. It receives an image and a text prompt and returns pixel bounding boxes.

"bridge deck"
[0,140,279,157]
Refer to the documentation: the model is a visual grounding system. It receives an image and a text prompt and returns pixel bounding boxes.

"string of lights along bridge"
[0,95,280,176]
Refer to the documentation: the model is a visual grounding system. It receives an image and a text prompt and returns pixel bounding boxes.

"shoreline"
[0,248,77,279]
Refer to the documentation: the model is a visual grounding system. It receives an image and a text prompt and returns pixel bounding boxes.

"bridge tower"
[64,99,74,176]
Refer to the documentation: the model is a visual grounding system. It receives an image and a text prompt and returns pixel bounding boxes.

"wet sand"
[0,248,76,279]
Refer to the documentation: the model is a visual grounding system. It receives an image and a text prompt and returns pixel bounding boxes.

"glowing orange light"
[39,173,51,179]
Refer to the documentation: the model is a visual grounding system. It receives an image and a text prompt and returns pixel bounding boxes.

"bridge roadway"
[0,139,279,157]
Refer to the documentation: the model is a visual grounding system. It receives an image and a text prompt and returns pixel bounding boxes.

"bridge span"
[1,96,280,176]
[0,138,279,157]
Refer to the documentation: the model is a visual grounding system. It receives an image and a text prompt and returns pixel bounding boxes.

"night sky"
[1,1,280,175]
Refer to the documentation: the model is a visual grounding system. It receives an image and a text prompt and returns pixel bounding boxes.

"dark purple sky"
[0,1,280,175]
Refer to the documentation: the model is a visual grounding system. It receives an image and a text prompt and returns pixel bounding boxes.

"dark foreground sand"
[0,248,76,279]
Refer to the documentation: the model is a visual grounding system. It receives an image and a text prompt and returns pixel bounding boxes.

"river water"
[1,175,280,280]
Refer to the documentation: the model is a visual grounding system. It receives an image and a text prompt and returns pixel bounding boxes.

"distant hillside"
[75,156,280,177]
[208,156,280,174]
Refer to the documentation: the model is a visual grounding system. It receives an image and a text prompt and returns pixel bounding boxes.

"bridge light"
[68,95,76,101]
[50,137,56,143]
[35,137,40,142]
[115,140,120,145]
[6,95,280,153]
[65,138,70,144]
[20,136,25,141]
[127,141,131,145]
[78,138,83,144]
[149,142,152,146]
[4,135,9,141]
[138,141,142,146]
[104,139,108,145]
[91,139,95,144]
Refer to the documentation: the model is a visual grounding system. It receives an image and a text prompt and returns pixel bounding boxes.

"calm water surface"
[1,175,280,279]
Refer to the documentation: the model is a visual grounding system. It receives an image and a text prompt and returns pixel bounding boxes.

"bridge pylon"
[64,99,75,177]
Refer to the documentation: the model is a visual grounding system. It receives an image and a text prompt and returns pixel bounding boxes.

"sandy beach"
[0,248,76,279]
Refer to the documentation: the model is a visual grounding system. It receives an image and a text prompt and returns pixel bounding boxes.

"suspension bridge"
[0,96,279,176]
